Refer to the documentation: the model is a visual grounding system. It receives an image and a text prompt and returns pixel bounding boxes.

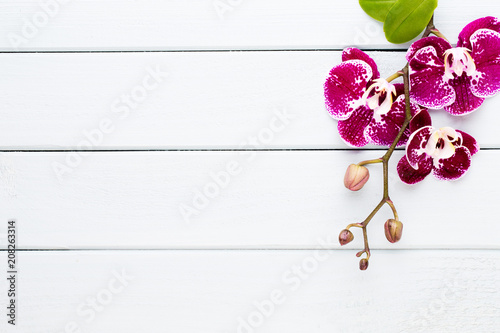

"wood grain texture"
[1,0,499,51]
[1,1,500,331]
[0,250,499,333]
[1,150,498,249]
[1,51,500,149]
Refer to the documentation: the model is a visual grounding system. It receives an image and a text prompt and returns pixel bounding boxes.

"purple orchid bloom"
[397,109,479,184]
[407,16,500,115]
[324,48,419,147]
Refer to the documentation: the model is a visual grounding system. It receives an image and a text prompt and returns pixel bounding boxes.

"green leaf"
[359,0,397,22]
[383,0,438,44]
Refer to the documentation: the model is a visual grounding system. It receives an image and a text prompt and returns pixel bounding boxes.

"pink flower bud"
[359,258,369,270]
[344,164,369,191]
[338,229,354,245]
[384,219,403,243]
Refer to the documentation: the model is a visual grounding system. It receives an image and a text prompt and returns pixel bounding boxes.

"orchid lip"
[443,47,476,80]
[405,126,464,170]
[424,127,462,163]
[361,78,396,119]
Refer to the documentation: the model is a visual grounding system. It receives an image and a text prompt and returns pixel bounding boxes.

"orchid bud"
[338,229,354,245]
[359,258,369,270]
[384,219,403,243]
[344,164,370,191]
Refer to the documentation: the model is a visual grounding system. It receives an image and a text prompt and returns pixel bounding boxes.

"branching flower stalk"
[330,4,497,270]
[339,16,444,270]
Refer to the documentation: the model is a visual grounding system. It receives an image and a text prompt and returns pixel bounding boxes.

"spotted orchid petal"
[432,146,472,181]
[405,126,433,169]
[458,16,500,50]
[456,130,479,156]
[406,36,452,62]
[365,94,418,147]
[443,81,485,115]
[337,105,373,147]
[397,154,433,184]
[342,48,380,79]
[408,46,455,109]
[409,109,432,133]
[324,60,373,120]
[469,29,500,98]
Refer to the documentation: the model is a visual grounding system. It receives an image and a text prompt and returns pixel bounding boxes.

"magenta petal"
[406,36,451,61]
[458,16,500,49]
[406,126,433,168]
[409,47,455,109]
[471,29,500,65]
[366,95,418,147]
[444,75,485,115]
[409,109,432,133]
[324,60,372,120]
[397,155,432,184]
[470,29,500,98]
[456,130,479,156]
[432,147,472,181]
[337,106,372,147]
[394,83,405,96]
[342,48,380,79]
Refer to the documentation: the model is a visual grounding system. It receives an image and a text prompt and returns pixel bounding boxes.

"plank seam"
[0,49,408,54]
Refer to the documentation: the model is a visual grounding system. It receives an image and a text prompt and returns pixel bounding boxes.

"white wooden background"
[0,1,499,332]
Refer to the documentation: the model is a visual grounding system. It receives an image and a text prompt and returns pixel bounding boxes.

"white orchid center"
[443,47,476,80]
[425,127,461,160]
[361,78,396,117]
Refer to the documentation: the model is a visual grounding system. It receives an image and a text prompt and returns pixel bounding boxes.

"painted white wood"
[2,2,500,331]
[1,1,499,51]
[0,250,498,332]
[1,150,498,249]
[1,51,499,149]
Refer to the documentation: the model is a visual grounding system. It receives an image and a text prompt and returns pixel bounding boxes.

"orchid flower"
[407,16,500,115]
[324,48,419,147]
[397,109,479,184]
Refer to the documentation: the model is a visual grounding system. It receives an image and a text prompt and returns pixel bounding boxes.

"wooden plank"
[1,1,499,51]
[1,150,499,249]
[0,250,498,332]
[1,51,499,149]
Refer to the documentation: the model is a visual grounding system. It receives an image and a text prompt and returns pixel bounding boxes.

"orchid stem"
[422,14,436,38]
[362,227,371,260]
[430,29,448,41]
[386,199,399,220]
[344,15,438,269]
[422,14,448,40]
[386,71,403,83]
[358,158,383,166]
[361,198,387,227]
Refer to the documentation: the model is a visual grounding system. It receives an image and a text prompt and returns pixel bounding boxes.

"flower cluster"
[325,16,500,185]
[324,16,500,269]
